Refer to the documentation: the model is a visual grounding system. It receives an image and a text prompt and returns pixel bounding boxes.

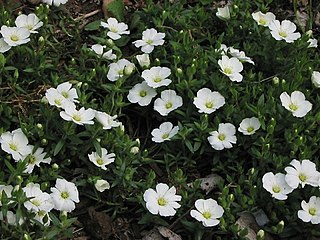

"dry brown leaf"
[142,228,165,240]
[199,174,223,194]
[157,226,182,240]
[315,12,320,26]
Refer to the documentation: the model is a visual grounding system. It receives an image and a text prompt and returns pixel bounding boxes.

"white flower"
[216,43,229,55]
[298,196,320,224]
[136,54,150,68]
[238,117,261,135]
[252,11,276,27]
[0,211,24,226]
[193,88,225,114]
[100,18,130,40]
[0,26,30,46]
[23,146,52,173]
[50,178,79,212]
[0,185,13,206]
[142,66,172,88]
[127,82,157,106]
[216,6,230,20]
[207,123,237,150]
[0,128,31,161]
[95,179,110,192]
[307,38,318,48]
[94,111,121,129]
[15,13,43,34]
[60,105,95,125]
[151,122,179,143]
[268,20,301,43]
[0,38,11,53]
[143,183,181,216]
[218,55,243,82]
[42,0,68,6]
[285,159,320,189]
[88,148,115,170]
[280,91,312,117]
[91,44,116,60]
[45,88,76,109]
[154,90,183,116]
[190,198,224,227]
[23,183,54,213]
[311,71,320,88]
[228,47,254,65]
[107,59,134,81]
[133,28,165,53]
[262,172,294,200]
[56,82,79,103]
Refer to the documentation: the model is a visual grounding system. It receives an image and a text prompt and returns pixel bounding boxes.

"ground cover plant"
[0,0,320,239]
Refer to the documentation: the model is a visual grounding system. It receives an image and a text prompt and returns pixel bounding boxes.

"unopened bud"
[52,163,59,170]
[256,230,265,240]
[36,123,43,129]
[130,146,139,154]
[106,39,114,47]
[306,30,313,37]
[272,76,279,84]
[124,64,135,75]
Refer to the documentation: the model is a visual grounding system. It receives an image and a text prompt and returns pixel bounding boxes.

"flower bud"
[130,146,139,154]
[136,54,150,68]
[36,123,43,129]
[41,138,48,145]
[124,63,135,76]
[106,39,114,47]
[216,6,231,20]
[256,230,265,240]
[306,30,313,37]
[272,76,279,85]
[95,179,110,192]
[52,163,59,170]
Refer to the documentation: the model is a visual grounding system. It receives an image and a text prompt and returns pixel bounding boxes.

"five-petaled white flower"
[0,128,31,161]
[0,26,30,46]
[91,44,116,60]
[218,55,243,82]
[60,105,95,125]
[268,20,301,43]
[88,148,115,170]
[42,0,68,6]
[142,66,172,88]
[107,59,134,81]
[127,82,157,106]
[311,71,320,88]
[143,183,181,216]
[190,198,224,227]
[56,82,79,103]
[133,28,165,53]
[154,90,183,116]
[252,11,276,27]
[298,196,320,224]
[15,13,43,34]
[151,122,179,143]
[0,38,11,53]
[216,6,230,20]
[262,172,293,200]
[238,117,261,135]
[207,123,237,150]
[23,146,52,173]
[50,178,79,212]
[193,88,225,114]
[100,17,130,40]
[23,183,54,213]
[136,54,150,68]
[280,91,312,118]
[285,159,320,189]
[95,179,110,192]
[94,111,121,130]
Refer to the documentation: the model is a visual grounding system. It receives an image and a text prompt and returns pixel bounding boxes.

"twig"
[74,9,102,22]
[169,206,193,230]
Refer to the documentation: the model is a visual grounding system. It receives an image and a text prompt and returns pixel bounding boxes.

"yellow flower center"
[165,102,173,109]
[309,208,317,216]
[218,134,226,141]
[299,173,307,182]
[202,211,212,219]
[272,185,281,193]
[117,69,124,75]
[28,155,36,164]
[37,210,46,217]
[54,99,62,106]
[146,39,153,44]
[60,191,69,199]
[279,30,288,38]
[139,91,147,97]
[289,103,298,111]
[96,158,104,165]
[61,91,69,98]
[153,77,162,83]
[162,133,169,139]
[31,199,41,207]
[26,25,33,30]
[205,102,214,109]
[224,67,232,75]
[157,197,167,206]
[10,35,19,41]
[9,143,18,151]
[110,27,118,33]
[247,126,254,133]
[259,18,267,25]
[72,114,81,122]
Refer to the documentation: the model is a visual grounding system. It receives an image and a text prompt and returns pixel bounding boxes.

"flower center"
[162,133,169,139]
[289,103,298,111]
[153,77,162,83]
[279,30,288,38]
[96,158,104,165]
[10,35,19,41]
[117,69,124,75]
[37,210,46,217]
[9,143,18,151]
[60,191,69,199]
[110,27,118,33]
[202,211,212,219]
[54,98,62,106]
[165,102,173,109]
[28,155,36,164]
[259,18,267,25]
[272,185,281,193]
[72,114,81,122]
[224,67,233,75]
[61,91,69,98]
[26,25,33,30]
[139,91,147,97]
[298,173,307,182]
[309,208,317,216]
[31,199,41,207]
[146,39,153,44]
[218,134,226,141]
[157,197,167,206]
[205,102,214,109]
[247,126,254,133]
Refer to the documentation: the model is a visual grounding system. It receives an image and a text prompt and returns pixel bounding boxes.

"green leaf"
[85,20,101,31]
[107,0,124,21]
[54,139,65,156]
[93,139,102,157]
